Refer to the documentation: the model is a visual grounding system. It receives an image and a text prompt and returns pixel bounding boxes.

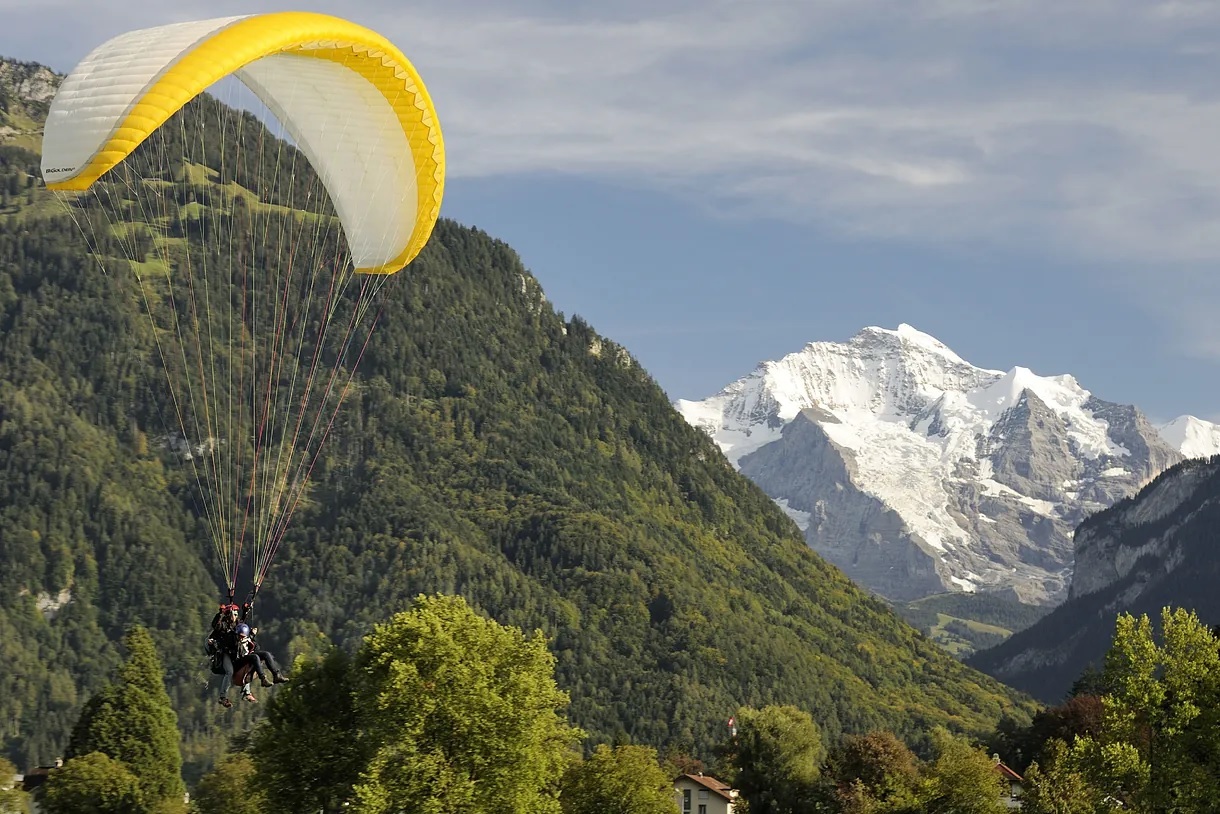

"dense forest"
[0,72,1035,781]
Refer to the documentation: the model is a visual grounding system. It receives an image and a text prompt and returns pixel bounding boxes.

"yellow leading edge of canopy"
[45,11,445,275]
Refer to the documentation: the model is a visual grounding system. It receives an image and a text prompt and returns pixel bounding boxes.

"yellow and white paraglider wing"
[40,11,446,601]
[40,11,444,273]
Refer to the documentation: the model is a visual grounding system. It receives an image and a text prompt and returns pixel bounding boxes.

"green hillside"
[0,82,1034,780]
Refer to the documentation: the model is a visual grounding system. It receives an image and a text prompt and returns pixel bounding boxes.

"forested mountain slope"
[0,65,1033,778]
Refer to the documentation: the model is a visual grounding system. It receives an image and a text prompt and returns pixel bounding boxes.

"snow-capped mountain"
[676,325,1217,605]
[1158,415,1220,460]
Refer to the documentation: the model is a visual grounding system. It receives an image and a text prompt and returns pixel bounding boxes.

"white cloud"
[6,0,1220,353]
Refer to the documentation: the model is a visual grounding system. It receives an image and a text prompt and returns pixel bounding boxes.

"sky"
[3,0,1220,422]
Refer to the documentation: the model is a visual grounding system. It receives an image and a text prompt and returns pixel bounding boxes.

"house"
[674,772,737,814]
[16,757,60,814]
[994,756,1024,809]
[19,758,59,790]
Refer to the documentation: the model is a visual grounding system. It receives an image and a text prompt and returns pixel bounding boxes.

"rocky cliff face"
[968,456,1220,702]
[0,59,57,106]
[737,409,947,601]
[0,58,58,147]
[1068,459,1217,600]
[677,325,1197,605]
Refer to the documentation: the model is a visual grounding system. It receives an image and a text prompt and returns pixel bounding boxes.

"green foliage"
[65,627,185,809]
[1020,740,1107,814]
[353,594,582,814]
[189,754,264,814]
[248,649,368,814]
[916,729,1006,814]
[1089,607,1220,810]
[819,731,921,813]
[0,756,29,814]
[559,744,675,814]
[991,606,1220,810]
[724,705,824,813]
[1054,737,1145,812]
[0,198,217,770]
[42,752,144,814]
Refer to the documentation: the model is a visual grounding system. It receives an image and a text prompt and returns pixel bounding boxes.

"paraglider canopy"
[40,12,446,601]
[41,11,445,273]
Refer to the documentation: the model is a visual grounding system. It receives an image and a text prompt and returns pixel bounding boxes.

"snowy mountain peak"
[1158,415,1220,461]
[858,323,973,367]
[677,326,1216,605]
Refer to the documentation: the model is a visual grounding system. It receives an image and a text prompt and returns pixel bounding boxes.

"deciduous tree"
[916,728,1005,814]
[726,704,824,814]
[190,754,264,814]
[352,594,583,814]
[42,752,142,814]
[1020,739,1102,814]
[1087,607,1220,810]
[0,757,30,814]
[560,744,674,814]
[821,730,920,812]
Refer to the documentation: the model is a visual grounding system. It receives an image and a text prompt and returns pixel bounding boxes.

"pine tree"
[65,626,185,810]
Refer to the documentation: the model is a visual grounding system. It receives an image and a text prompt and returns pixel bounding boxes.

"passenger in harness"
[247,624,290,687]
[233,622,290,702]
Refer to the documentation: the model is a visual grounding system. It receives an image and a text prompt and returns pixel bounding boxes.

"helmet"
[237,623,251,637]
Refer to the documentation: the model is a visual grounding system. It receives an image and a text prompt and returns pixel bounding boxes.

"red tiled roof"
[678,773,735,801]
[995,761,1024,782]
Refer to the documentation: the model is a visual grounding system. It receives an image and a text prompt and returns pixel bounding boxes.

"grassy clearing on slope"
[2,185,63,221]
[895,591,1051,659]
[0,109,43,153]
[933,613,1010,637]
